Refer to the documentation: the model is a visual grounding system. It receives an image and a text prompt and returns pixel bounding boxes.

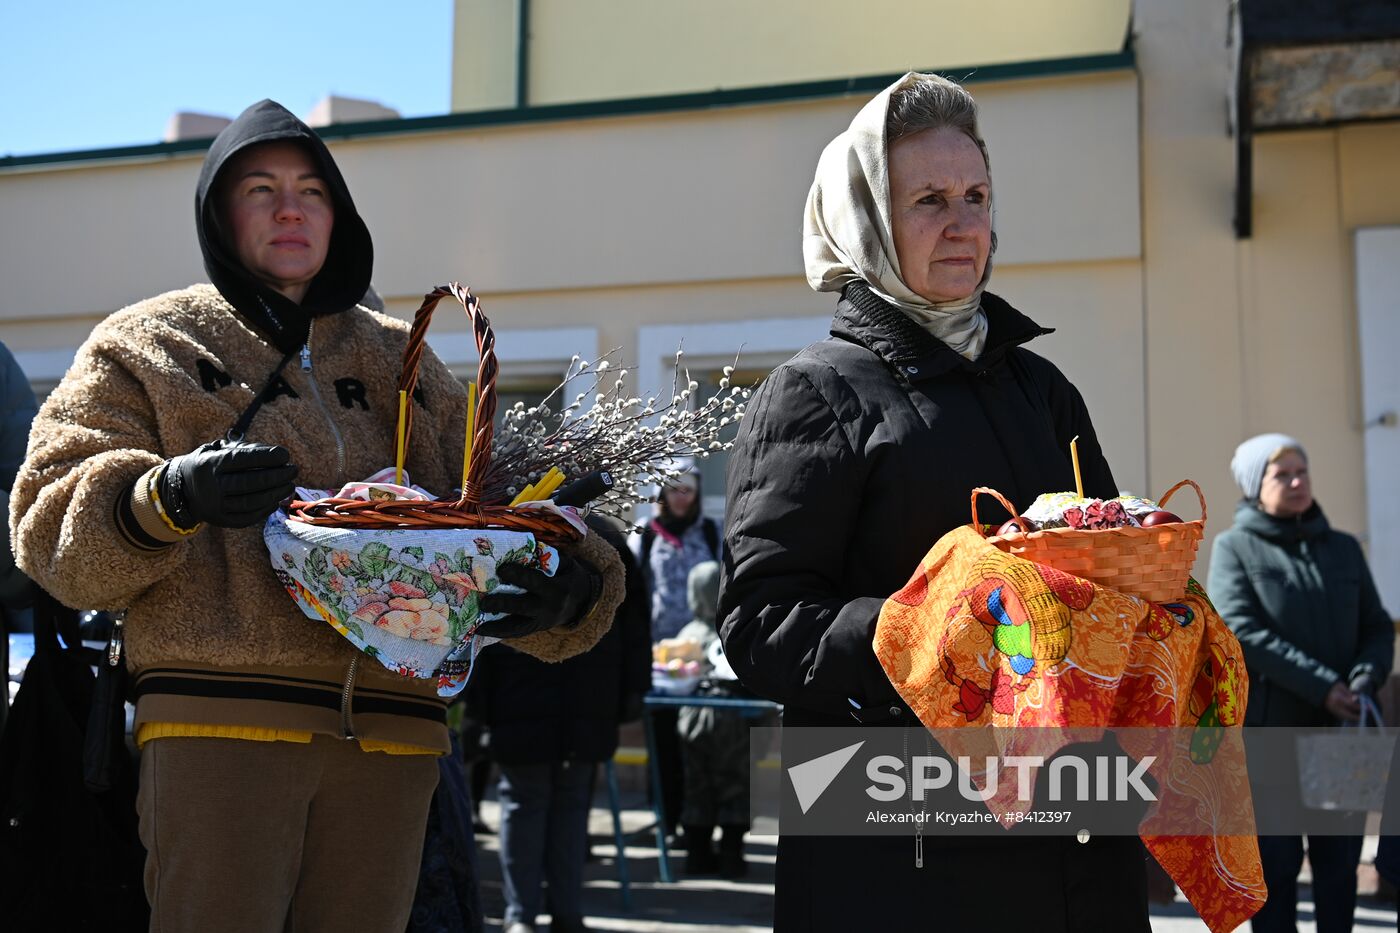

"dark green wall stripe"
[1,47,1134,171]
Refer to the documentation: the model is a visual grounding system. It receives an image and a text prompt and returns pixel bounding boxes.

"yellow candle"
[1070,434,1083,498]
[537,468,565,500]
[395,390,408,486]
[511,468,570,507]
[461,382,477,495]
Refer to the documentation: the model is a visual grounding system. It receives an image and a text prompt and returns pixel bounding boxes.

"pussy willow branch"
[474,348,749,516]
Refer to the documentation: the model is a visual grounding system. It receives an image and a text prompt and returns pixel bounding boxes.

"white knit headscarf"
[802,72,994,360]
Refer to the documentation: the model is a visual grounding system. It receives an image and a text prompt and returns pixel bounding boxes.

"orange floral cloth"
[875,525,1265,933]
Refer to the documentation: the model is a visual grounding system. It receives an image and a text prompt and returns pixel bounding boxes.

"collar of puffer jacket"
[832,281,1051,379]
[1232,498,1331,543]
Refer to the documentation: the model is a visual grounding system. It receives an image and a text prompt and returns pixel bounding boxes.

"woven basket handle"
[397,283,497,509]
[1156,478,1207,526]
[970,487,1022,536]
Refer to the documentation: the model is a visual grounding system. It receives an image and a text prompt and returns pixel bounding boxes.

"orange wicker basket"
[286,283,584,546]
[971,479,1207,604]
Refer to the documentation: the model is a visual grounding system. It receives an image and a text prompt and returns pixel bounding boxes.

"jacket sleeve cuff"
[116,464,190,551]
[1305,667,1344,707]
[1347,663,1378,683]
[562,563,605,630]
[814,596,901,712]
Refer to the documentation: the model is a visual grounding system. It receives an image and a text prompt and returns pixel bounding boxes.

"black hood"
[195,99,373,354]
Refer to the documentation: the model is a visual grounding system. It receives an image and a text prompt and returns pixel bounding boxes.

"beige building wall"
[451,0,1131,111]
[7,1,1397,600]
[1136,0,1400,590]
[451,0,519,111]
[1,70,1144,500]
[1135,0,1248,566]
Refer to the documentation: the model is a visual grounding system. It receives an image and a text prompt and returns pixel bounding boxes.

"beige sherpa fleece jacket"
[11,285,620,751]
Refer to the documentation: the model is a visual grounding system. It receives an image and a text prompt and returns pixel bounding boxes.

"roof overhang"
[1230,0,1400,237]
[1,47,1134,174]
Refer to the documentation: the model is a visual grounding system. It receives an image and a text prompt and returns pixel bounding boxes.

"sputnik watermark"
[749,727,1274,837]
[754,725,1400,836]
[864,753,1157,803]
[863,809,1073,825]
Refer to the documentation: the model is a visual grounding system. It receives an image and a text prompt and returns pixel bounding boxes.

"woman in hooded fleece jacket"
[9,100,621,933]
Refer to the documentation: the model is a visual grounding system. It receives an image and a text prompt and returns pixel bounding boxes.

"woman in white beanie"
[1209,433,1394,932]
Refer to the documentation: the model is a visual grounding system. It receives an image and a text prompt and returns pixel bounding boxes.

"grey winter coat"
[1208,499,1394,727]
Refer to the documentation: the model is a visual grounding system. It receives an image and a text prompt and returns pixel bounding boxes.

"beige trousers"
[137,735,439,933]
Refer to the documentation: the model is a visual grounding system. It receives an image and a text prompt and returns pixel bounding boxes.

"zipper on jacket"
[300,320,347,481]
[340,654,360,739]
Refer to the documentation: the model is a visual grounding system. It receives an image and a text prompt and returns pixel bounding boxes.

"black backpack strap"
[226,348,298,443]
[702,517,720,560]
[639,525,656,591]
[32,588,84,662]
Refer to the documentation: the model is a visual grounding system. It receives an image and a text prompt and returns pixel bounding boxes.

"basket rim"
[275,513,564,538]
[973,479,1207,542]
[285,498,586,544]
[984,516,1204,545]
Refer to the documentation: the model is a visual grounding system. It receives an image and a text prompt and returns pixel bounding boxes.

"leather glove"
[160,440,298,529]
[476,554,600,639]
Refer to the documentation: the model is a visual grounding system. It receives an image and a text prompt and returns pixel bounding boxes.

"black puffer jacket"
[717,283,1153,933]
[470,522,651,765]
[0,341,36,609]
[719,282,1115,728]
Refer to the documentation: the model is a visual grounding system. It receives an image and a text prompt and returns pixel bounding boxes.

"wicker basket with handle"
[970,479,1206,604]
[286,282,584,545]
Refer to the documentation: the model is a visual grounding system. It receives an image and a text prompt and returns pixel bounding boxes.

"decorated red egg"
[995,517,1031,536]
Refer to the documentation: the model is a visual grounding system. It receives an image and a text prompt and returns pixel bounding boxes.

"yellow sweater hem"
[135,722,440,756]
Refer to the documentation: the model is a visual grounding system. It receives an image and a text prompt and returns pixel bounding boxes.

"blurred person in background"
[674,560,755,878]
[470,519,650,933]
[636,463,721,841]
[0,341,38,735]
[1209,432,1394,933]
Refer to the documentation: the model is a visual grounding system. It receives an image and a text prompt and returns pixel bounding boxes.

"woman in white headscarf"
[717,73,1142,930]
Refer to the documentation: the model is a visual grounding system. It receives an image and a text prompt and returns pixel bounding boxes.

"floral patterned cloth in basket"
[265,507,558,699]
[875,525,1266,933]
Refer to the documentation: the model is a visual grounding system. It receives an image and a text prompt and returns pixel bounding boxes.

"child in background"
[675,560,753,877]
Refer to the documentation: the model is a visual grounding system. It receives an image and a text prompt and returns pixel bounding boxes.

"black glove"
[160,440,298,529]
[476,554,600,639]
